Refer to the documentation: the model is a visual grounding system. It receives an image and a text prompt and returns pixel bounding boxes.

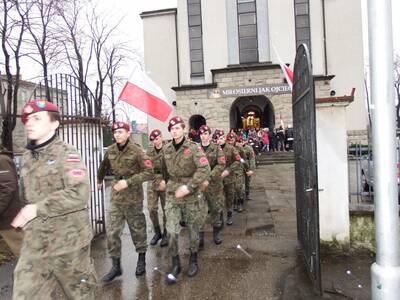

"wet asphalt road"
[0,163,299,300]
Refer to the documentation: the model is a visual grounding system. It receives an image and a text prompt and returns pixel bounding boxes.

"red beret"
[213,129,224,138]
[226,132,237,141]
[198,125,211,134]
[168,116,184,132]
[112,121,130,132]
[236,136,243,143]
[149,129,162,141]
[21,99,60,124]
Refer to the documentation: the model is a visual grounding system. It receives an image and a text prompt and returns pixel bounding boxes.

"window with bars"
[188,0,204,76]
[237,0,258,63]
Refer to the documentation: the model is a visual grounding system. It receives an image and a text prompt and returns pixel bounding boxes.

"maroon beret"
[21,99,60,124]
[213,129,225,139]
[112,121,130,132]
[226,132,237,141]
[149,129,162,141]
[198,125,211,134]
[168,116,184,132]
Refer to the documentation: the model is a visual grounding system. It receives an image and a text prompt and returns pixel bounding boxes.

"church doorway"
[229,96,275,130]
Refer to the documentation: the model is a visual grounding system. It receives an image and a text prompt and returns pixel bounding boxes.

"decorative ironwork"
[33,74,105,236]
[292,44,321,294]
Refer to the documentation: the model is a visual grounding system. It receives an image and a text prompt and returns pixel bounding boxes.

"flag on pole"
[272,44,293,89]
[118,69,173,122]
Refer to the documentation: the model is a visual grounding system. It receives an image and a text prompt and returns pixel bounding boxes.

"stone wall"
[174,67,333,133]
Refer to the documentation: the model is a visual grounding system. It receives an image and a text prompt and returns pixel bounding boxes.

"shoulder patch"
[66,153,80,162]
[68,168,85,178]
[184,148,191,156]
[198,156,209,166]
[235,154,241,161]
[218,156,226,163]
[144,159,153,168]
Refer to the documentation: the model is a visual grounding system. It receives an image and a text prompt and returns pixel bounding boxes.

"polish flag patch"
[199,157,208,166]
[235,154,241,161]
[184,148,191,156]
[144,159,153,168]
[68,169,85,178]
[218,156,226,163]
[66,154,80,162]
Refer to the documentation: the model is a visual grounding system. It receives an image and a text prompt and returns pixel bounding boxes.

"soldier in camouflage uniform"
[146,129,168,247]
[215,130,241,225]
[12,99,97,300]
[97,121,153,282]
[198,125,225,248]
[226,133,249,212]
[159,116,210,284]
[241,138,256,200]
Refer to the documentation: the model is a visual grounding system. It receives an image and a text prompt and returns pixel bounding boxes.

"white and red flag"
[118,69,173,122]
[272,44,293,89]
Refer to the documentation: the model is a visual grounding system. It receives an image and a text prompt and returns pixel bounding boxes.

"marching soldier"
[97,121,153,282]
[159,116,210,284]
[226,134,249,212]
[241,138,256,200]
[12,99,97,299]
[198,125,225,248]
[146,129,168,247]
[215,130,241,225]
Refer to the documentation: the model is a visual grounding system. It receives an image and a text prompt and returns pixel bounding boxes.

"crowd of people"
[191,125,295,156]
[0,99,258,298]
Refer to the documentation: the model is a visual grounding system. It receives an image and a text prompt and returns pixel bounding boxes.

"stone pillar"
[316,100,352,248]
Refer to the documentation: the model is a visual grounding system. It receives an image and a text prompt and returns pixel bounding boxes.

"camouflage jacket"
[243,144,256,171]
[146,142,166,190]
[201,142,225,187]
[162,138,211,203]
[97,139,153,204]
[235,144,250,173]
[20,138,92,258]
[221,143,241,184]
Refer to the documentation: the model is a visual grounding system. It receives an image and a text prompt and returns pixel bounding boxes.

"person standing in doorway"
[97,121,153,282]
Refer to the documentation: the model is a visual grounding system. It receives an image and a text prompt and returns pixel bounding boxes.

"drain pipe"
[368,0,400,298]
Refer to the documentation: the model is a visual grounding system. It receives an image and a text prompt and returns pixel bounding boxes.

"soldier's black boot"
[102,257,122,283]
[220,212,224,229]
[198,231,205,250]
[187,252,198,277]
[213,226,222,245]
[160,228,168,247]
[226,211,233,225]
[233,199,238,211]
[135,252,146,276]
[237,198,244,212]
[166,255,181,284]
[150,226,162,246]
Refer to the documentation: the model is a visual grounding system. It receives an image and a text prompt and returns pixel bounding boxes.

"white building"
[141,0,366,140]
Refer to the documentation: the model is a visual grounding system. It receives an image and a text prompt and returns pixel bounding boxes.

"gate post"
[367,0,400,298]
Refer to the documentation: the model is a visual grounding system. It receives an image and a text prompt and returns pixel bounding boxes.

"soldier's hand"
[158,180,166,191]
[221,170,230,178]
[113,179,128,192]
[97,182,103,190]
[175,185,190,199]
[200,180,209,190]
[246,170,254,176]
[11,204,37,228]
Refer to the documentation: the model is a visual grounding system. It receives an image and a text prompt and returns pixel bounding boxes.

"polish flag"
[118,69,173,122]
[272,44,293,89]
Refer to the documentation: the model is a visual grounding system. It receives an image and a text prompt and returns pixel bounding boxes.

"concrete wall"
[316,102,350,246]
[142,10,179,137]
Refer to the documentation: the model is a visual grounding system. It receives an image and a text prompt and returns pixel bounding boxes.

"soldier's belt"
[169,176,191,183]
[154,171,162,174]
[115,175,127,180]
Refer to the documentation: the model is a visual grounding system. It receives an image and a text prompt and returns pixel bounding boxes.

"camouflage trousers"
[245,174,251,197]
[234,172,245,200]
[165,200,203,256]
[200,184,224,230]
[106,202,147,258]
[13,245,97,300]
[223,182,235,212]
[147,186,167,229]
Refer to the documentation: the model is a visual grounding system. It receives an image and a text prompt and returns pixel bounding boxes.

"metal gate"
[292,44,322,294]
[33,74,105,236]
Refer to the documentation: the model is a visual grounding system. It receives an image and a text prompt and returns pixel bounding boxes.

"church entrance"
[229,96,275,130]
